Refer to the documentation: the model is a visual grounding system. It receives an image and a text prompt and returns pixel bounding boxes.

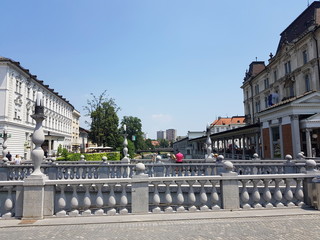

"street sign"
[132,135,136,141]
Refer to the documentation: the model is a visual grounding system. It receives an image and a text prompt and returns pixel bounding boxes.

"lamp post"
[2,126,8,160]
[121,124,130,162]
[30,91,46,176]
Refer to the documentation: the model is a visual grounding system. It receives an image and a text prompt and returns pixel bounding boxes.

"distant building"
[157,130,166,140]
[211,116,246,134]
[166,129,177,141]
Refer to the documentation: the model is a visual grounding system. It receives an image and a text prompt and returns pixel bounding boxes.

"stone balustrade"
[0,158,319,180]
[0,161,319,219]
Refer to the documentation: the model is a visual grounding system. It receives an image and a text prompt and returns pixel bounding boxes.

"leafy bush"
[56,151,121,161]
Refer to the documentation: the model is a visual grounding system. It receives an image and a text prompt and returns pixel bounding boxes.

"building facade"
[0,57,80,159]
[157,130,166,140]
[241,2,320,159]
[166,129,177,142]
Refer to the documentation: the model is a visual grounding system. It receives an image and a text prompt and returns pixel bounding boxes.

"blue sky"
[0,1,311,139]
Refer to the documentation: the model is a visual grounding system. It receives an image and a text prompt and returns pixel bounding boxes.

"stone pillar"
[220,161,239,210]
[306,129,312,158]
[131,163,149,214]
[290,115,301,159]
[22,177,46,219]
[242,135,246,159]
[303,160,319,206]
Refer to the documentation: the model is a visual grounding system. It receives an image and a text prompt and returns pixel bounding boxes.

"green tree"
[159,139,170,148]
[145,138,155,150]
[84,91,121,149]
[121,116,145,151]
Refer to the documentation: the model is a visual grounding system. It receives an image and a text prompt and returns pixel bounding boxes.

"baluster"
[69,167,75,179]
[284,178,295,207]
[3,186,14,218]
[95,184,104,215]
[87,167,93,179]
[152,182,162,213]
[210,180,220,210]
[199,180,209,211]
[274,179,284,208]
[63,167,69,179]
[252,180,262,208]
[119,183,128,214]
[176,181,185,212]
[56,184,67,217]
[107,183,117,215]
[69,184,80,216]
[106,165,110,178]
[187,180,197,212]
[94,167,99,179]
[111,166,115,178]
[240,180,250,209]
[164,181,173,212]
[204,166,209,176]
[116,166,121,178]
[294,178,304,207]
[191,166,195,176]
[263,179,273,208]
[82,184,92,216]
[82,167,88,179]
[164,165,169,177]
[79,167,84,179]
[76,167,81,179]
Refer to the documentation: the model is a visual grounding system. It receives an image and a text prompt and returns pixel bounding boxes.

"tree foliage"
[84,91,121,149]
[121,116,145,150]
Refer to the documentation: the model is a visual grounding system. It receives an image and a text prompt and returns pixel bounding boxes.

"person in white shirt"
[14,154,22,165]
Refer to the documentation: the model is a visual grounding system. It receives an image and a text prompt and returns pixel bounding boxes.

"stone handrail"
[1,160,320,180]
[0,167,319,219]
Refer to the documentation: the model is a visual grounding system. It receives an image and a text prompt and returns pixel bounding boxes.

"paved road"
[1,210,320,240]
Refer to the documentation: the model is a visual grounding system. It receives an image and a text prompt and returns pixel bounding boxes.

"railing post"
[131,163,149,214]
[284,154,295,174]
[303,159,319,206]
[0,164,9,180]
[47,162,58,180]
[220,161,240,210]
[154,155,164,177]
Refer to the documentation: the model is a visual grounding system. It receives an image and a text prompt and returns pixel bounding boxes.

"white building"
[0,57,80,159]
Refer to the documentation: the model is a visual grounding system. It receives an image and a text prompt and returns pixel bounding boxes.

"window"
[255,100,261,112]
[264,96,268,108]
[273,70,277,81]
[285,82,295,98]
[264,78,269,89]
[246,90,249,100]
[255,84,259,95]
[27,88,30,99]
[303,50,308,64]
[285,61,291,75]
[305,74,311,92]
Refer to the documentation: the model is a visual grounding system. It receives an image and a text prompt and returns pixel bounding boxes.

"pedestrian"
[14,154,22,165]
[175,151,184,163]
[5,151,12,161]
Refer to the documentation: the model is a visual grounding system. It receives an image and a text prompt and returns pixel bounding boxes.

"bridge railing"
[1,161,319,219]
[1,157,320,180]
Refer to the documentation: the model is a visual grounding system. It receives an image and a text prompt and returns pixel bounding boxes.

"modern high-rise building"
[166,129,177,141]
[157,130,166,140]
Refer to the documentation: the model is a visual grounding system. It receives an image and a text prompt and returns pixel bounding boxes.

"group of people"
[5,152,22,164]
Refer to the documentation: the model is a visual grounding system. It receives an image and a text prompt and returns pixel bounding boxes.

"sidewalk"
[1,207,319,228]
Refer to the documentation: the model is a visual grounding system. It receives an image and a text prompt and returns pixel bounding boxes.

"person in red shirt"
[175,151,184,163]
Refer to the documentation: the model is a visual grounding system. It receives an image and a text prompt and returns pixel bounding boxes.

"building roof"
[211,116,245,126]
[276,1,320,53]
[0,56,74,109]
